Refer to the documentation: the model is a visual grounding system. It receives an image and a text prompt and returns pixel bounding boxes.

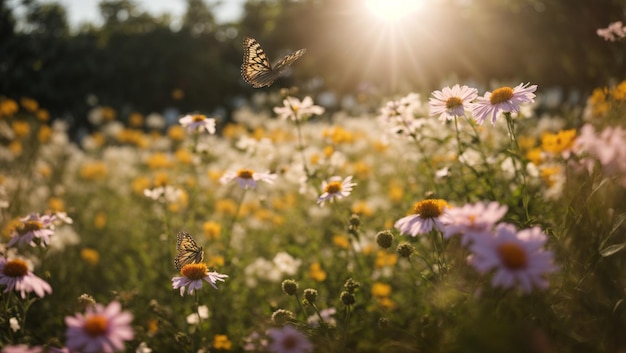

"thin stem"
[293,292,308,320]
[342,305,352,350]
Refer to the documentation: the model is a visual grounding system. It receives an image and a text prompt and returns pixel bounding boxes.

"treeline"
[0,0,624,127]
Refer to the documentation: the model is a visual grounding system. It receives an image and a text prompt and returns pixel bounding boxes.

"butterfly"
[174,231,205,271]
[241,36,306,88]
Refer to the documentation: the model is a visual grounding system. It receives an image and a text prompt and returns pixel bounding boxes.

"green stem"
[294,292,308,320]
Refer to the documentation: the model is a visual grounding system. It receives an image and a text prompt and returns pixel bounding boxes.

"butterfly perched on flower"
[174,231,205,271]
[241,36,306,88]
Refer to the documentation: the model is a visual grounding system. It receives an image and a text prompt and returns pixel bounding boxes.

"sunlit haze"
[365,0,423,22]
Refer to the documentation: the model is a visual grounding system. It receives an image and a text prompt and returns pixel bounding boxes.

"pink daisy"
[471,82,537,125]
[441,201,508,245]
[220,169,277,189]
[172,263,228,296]
[468,223,555,293]
[317,176,357,206]
[267,325,313,353]
[65,301,134,353]
[394,199,448,237]
[0,256,52,299]
[8,213,57,247]
[428,84,478,122]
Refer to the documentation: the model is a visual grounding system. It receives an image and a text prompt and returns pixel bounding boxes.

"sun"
[365,0,423,22]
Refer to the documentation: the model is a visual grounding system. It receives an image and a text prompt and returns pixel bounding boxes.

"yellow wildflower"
[541,129,576,155]
[375,251,398,268]
[12,121,30,138]
[94,211,107,229]
[213,334,232,350]
[371,282,392,298]
[36,109,50,121]
[20,97,39,112]
[147,153,173,169]
[203,221,221,240]
[167,125,185,141]
[79,162,108,180]
[309,262,327,282]
[81,248,100,266]
[332,235,350,249]
[47,197,64,212]
[0,98,18,117]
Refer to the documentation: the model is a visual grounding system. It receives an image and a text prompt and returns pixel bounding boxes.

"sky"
[36,0,245,27]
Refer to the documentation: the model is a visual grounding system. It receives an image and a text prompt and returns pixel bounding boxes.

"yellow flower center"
[236,169,254,179]
[19,220,43,235]
[84,315,109,336]
[291,105,300,113]
[324,181,342,194]
[410,199,448,218]
[445,96,463,110]
[181,263,208,279]
[489,87,514,105]
[497,242,528,269]
[192,114,206,122]
[3,259,28,277]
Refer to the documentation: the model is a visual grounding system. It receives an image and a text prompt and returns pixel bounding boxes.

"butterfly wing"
[272,48,306,73]
[241,36,306,88]
[174,232,205,271]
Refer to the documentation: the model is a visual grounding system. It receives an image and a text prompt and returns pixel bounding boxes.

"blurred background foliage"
[0,0,625,133]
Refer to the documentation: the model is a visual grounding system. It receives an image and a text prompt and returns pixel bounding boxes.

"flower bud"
[376,230,394,249]
[396,242,415,258]
[340,291,355,306]
[282,279,298,296]
[303,288,318,303]
[344,278,360,293]
[271,309,295,325]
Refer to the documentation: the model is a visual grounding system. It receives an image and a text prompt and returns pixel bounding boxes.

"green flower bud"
[282,279,299,296]
[378,317,389,329]
[376,230,394,249]
[349,214,360,228]
[344,278,360,293]
[396,242,415,258]
[303,288,318,303]
[271,309,295,325]
[340,291,356,306]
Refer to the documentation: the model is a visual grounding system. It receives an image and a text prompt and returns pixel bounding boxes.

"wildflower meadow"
[2,2,626,353]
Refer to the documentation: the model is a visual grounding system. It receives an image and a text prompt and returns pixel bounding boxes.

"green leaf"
[600,243,626,257]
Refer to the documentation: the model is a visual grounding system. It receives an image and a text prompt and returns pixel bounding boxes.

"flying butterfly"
[241,36,306,88]
[174,231,205,271]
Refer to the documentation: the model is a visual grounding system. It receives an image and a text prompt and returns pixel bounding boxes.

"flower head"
[172,263,228,296]
[273,96,325,121]
[394,199,448,236]
[428,84,478,122]
[597,21,626,41]
[0,256,52,299]
[8,213,57,247]
[378,93,423,136]
[179,114,216,134]
[65,301,134,353]
[441,201,508,245]
[574,124,626,185]
[471,83,537,125]
[267,325,313,353]
[317,176,357,206]
[220,169,277,189]
[468,223,555,293]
